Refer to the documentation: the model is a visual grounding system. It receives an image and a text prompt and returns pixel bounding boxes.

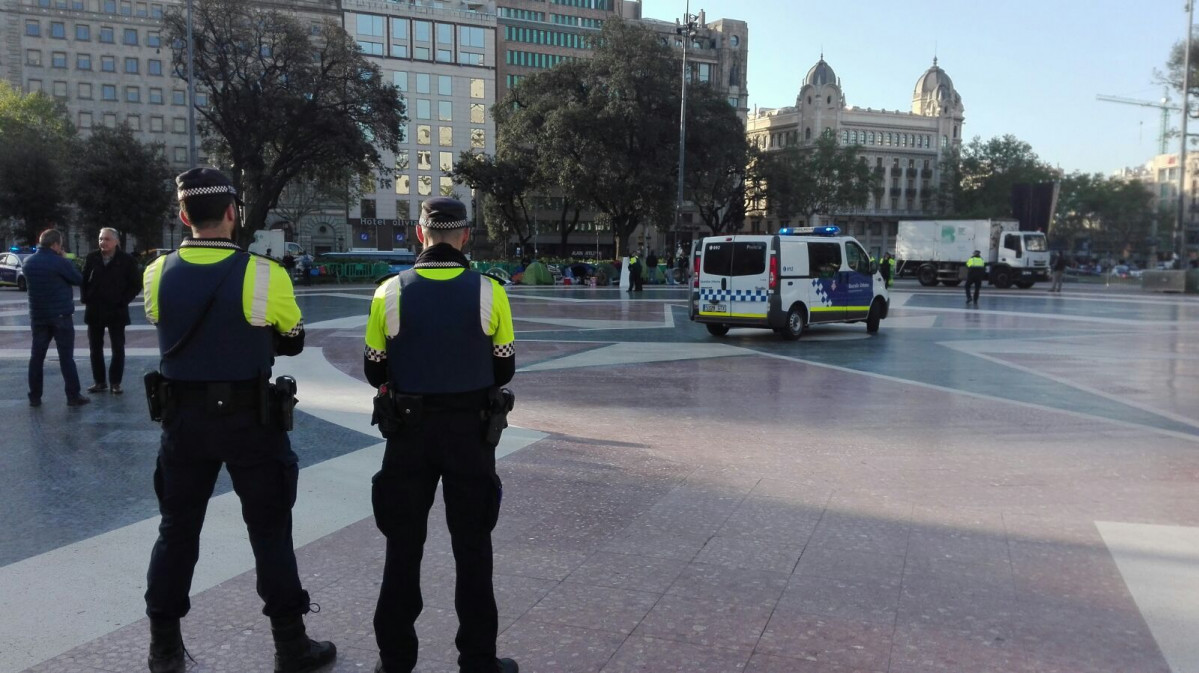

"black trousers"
[87,320,126,386]
[966,277,982,302]
[372,408,502,673]
[145,404,310,620]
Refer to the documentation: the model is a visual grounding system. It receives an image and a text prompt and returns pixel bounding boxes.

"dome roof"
[805,58,837,87]
[914,58,954,98]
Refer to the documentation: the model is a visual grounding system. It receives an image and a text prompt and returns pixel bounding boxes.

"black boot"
[270,615,337,673]
[147,618,185,673]
[497,658,519,673]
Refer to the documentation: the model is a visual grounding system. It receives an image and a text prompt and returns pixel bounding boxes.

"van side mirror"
[870,260,879,275]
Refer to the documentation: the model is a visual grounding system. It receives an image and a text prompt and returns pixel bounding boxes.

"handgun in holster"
[269,375,298,432]
[144,370,167,422]
[483,387,516,446]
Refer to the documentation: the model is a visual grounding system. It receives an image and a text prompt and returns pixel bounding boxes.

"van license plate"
[703,303,727,313]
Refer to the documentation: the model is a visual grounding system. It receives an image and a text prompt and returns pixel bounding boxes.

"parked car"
[0,249,34,291]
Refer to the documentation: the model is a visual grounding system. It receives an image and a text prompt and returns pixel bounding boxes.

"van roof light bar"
[779,226,840,236]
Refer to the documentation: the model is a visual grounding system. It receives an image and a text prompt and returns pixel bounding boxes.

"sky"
[639,0,1185,176]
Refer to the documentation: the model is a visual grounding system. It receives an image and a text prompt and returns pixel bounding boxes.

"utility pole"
[674,2,699,257]
[186,0,197,168]
[1178,1,1194,265]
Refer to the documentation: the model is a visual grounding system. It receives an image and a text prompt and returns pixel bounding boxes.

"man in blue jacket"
[25,228,89,407]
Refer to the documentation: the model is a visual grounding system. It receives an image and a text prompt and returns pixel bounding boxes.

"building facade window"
[79,111,92,129]
[415,73,430,94]
[416,99,430,119]
[438,101,452,121]
[396,175,410,195]
[149,59,162,75]
[52,52,67,69]
[438,126,452,146]
[76,24,91,40]
[356,14,384,37]
[416,124,431,145]
[394,71,407,91]
[149,87,163,104]
[123,28,138,45]
[78,82,92,98]
[125,86,140,102]
[51,22,66,39]
[470,103,485,123]
[438,75,452,96]
[125,57,139,73]
[150,116,164,132]
[25,20,40,37]
[101,84,117,100]
[99,26,114,43]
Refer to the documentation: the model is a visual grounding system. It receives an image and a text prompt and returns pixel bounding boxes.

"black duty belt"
[167,379,261,412]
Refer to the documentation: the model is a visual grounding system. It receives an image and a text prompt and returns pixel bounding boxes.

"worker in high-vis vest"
[364,197,518,673]
[141,168,335,673]
[966,249,986,304]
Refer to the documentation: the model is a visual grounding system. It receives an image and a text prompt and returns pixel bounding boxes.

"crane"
[1096,91,1181,155]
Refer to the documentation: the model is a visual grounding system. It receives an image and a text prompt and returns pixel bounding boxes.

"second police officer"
[363,197,518,673]
[966,249,985,304]
[141,168,335,673]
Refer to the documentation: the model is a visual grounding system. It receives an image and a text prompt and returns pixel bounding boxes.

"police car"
[690,227,889,340]
[0,248,35,291]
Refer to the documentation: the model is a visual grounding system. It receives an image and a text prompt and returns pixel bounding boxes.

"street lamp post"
[186,0,197,168]
[675,2,699,257]
[1178,1,1195,265]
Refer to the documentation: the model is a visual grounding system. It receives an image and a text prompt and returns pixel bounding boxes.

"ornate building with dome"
[745,56,965,256]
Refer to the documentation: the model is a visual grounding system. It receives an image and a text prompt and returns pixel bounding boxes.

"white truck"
[248,230,304,260]
[895,219,1050,289]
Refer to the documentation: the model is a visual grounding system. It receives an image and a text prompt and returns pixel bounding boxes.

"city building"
[746,56,965,257]
[340,0,498,252]
[0,0,339,250]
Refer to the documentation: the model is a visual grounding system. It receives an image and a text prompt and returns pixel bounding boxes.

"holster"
[268,375,298,432]
[482,387,516,446]
[144,370,167,422]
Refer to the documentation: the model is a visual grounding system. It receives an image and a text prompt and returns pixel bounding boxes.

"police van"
[690,226,889,340]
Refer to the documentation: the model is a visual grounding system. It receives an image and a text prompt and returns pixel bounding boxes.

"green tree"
[451,152,537,253]
[683,85,750,235]
[163,0,406,244]
[0,83,75,242]
[956,134,1058,218]
[72,124,174,247]
[1053,172,1157,261]
[498,20,680,257]
[754,132,876,226]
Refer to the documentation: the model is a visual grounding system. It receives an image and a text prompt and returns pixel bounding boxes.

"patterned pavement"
[2,278,1198,673]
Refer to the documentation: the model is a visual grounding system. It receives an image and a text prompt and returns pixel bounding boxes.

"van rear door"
[699,239,770,320]
[728,240,769,319]
[698,239,733,318]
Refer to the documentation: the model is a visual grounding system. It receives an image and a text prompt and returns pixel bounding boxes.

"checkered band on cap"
[177,185,238,201]
[418,214,470,230]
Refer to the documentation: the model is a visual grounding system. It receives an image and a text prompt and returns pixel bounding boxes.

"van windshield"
[703,241,767,277]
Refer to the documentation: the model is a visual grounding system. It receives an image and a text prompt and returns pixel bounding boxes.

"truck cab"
[691,227,889,340]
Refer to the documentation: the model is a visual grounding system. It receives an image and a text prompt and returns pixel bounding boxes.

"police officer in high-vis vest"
[364,197,517,673]
[141,168,335,673]
[965,249,986,304]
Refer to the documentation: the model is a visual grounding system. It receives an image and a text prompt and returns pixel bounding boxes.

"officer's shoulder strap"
[375,272,398,286]
[482,271,508,286]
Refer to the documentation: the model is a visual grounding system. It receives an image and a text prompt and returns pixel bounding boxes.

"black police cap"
[176,168,243,205]
[419,197,469,230]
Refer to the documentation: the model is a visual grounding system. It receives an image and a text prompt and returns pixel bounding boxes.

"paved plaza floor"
[2,279,1198,672]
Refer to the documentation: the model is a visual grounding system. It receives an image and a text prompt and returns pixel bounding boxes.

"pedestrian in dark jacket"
[81,227,142,393]
[24,228,88,407]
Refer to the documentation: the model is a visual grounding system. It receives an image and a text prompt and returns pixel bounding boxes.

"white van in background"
[690,226,889,340]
